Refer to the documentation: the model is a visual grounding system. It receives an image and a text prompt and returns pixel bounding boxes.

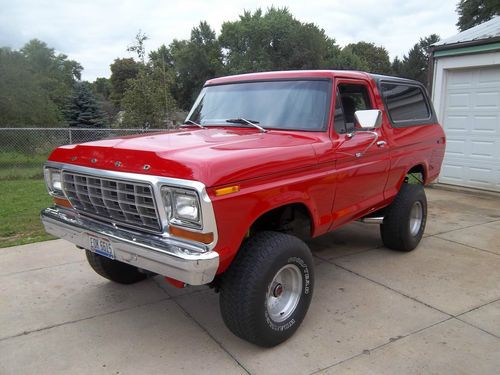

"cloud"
[0,0,458,81]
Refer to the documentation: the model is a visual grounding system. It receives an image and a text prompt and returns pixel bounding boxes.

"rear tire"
[85,250,148,284]
[220,231,314,347]
[380,184,427,251]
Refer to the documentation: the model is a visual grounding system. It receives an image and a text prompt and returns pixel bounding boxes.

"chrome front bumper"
[41,207,219,285]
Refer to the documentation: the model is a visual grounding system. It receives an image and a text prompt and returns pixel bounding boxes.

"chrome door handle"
[376,140,387,147]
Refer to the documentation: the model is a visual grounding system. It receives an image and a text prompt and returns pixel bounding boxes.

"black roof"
[369,74,424,87]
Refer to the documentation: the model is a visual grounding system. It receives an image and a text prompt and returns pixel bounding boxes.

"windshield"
[186,80,331,131]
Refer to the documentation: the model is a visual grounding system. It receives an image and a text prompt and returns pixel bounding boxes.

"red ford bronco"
[42,70,445,347]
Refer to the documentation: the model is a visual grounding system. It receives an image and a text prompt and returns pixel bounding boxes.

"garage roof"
[433,16,500,47]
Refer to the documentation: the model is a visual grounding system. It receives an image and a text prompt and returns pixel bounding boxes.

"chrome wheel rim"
[409,201,423,236]
[266,264,303,323]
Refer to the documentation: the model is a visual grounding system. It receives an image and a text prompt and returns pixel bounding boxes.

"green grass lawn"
[0,152,48,180]
[0,179,54,248]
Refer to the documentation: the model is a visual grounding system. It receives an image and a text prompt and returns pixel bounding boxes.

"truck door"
[331,79,390,228]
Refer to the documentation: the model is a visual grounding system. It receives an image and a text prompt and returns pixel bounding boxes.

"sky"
[0,0,460,81]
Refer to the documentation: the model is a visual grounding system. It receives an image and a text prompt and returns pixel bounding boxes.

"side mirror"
[354,109,382,129]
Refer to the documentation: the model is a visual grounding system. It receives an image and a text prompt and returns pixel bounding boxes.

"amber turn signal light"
[53,197,73,208]
[169,226,214,244]
[215,185,240,196]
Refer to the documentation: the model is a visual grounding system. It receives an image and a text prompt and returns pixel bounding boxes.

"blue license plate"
[89,235,114,259]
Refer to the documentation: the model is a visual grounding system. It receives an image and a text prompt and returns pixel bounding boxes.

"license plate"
[89,235,114,259]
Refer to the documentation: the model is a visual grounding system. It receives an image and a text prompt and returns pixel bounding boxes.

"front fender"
[209,168,335,274]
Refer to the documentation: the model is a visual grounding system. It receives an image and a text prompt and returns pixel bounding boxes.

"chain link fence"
[0,128,170,180]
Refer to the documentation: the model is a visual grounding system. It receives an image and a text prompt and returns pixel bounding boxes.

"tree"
[343,42,392,74]
[127,30,149,64]
[400,45,427,83]
[121,32,177,128]
[121,68,177,129]
[219,7,338,74]
[391,56,404,77]
[0,47,61,126]
[327,47,369,71]
[91,77,112,101]
[0,39,84,127]
[109,58,140,107]
[63,82,106,128]
[91,77,117,126]
[167,21,224,109]
[456,0,500,31]
[20,39,82,82]
[20,39,82,110]
[393,34,440,88]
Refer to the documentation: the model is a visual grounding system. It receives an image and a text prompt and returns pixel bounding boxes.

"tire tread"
[220,231,313,347]
[380,184,427,251]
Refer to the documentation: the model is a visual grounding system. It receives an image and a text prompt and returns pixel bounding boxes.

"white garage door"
[439,65,500,192]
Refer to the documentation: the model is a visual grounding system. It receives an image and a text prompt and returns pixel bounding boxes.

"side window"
[338,84,373,131]
[333,89,347,134]
[381,83,430,123]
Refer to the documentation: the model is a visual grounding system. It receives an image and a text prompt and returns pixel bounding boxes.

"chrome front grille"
[62,172,161,232]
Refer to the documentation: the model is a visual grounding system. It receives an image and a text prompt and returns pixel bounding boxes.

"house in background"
[431,16,500,192]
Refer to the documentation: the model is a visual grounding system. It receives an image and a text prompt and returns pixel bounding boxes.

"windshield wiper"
[182,119,206,129]
[225,118,267,133]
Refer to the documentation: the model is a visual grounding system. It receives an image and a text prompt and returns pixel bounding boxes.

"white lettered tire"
[219,231,314,347]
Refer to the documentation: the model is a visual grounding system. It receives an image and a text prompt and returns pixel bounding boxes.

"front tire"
[220,231,314,347]
[380,183,427,251]
[85,250,149,284]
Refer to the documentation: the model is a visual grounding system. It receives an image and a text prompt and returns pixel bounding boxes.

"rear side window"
[381,83,430,124]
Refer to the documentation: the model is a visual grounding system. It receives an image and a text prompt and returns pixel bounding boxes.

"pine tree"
[391,56,404,76]
[393,34,440,88]
[63,82,107,128]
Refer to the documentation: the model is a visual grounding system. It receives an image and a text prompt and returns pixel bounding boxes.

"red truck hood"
[49,128,321,187]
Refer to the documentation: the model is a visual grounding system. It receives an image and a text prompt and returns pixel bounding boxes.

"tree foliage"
[392,34,440,88]
[0,39,81,127]
[90,77,117,125]
[109,58,140,107]
[121,33,177,129]
[63,82,106,128]
[391,56,404,76]
[343,42,392,74]
[127,30,149,64]
[0,47,61,126]
[20,39,82,109]
[456,0,500,31]
[2,8,459,129]
[167,21,224,110]
[219,8,338,74]
[121,68,177,129]
[91,77,112,101]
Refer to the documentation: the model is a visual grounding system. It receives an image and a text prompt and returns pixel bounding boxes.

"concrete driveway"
[1,187,499,374]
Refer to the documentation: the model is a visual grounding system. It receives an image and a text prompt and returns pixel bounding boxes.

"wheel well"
[406,165,425,184]
[250,203,312,241]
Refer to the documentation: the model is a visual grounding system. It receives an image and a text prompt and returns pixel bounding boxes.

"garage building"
[431,16,500,192]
